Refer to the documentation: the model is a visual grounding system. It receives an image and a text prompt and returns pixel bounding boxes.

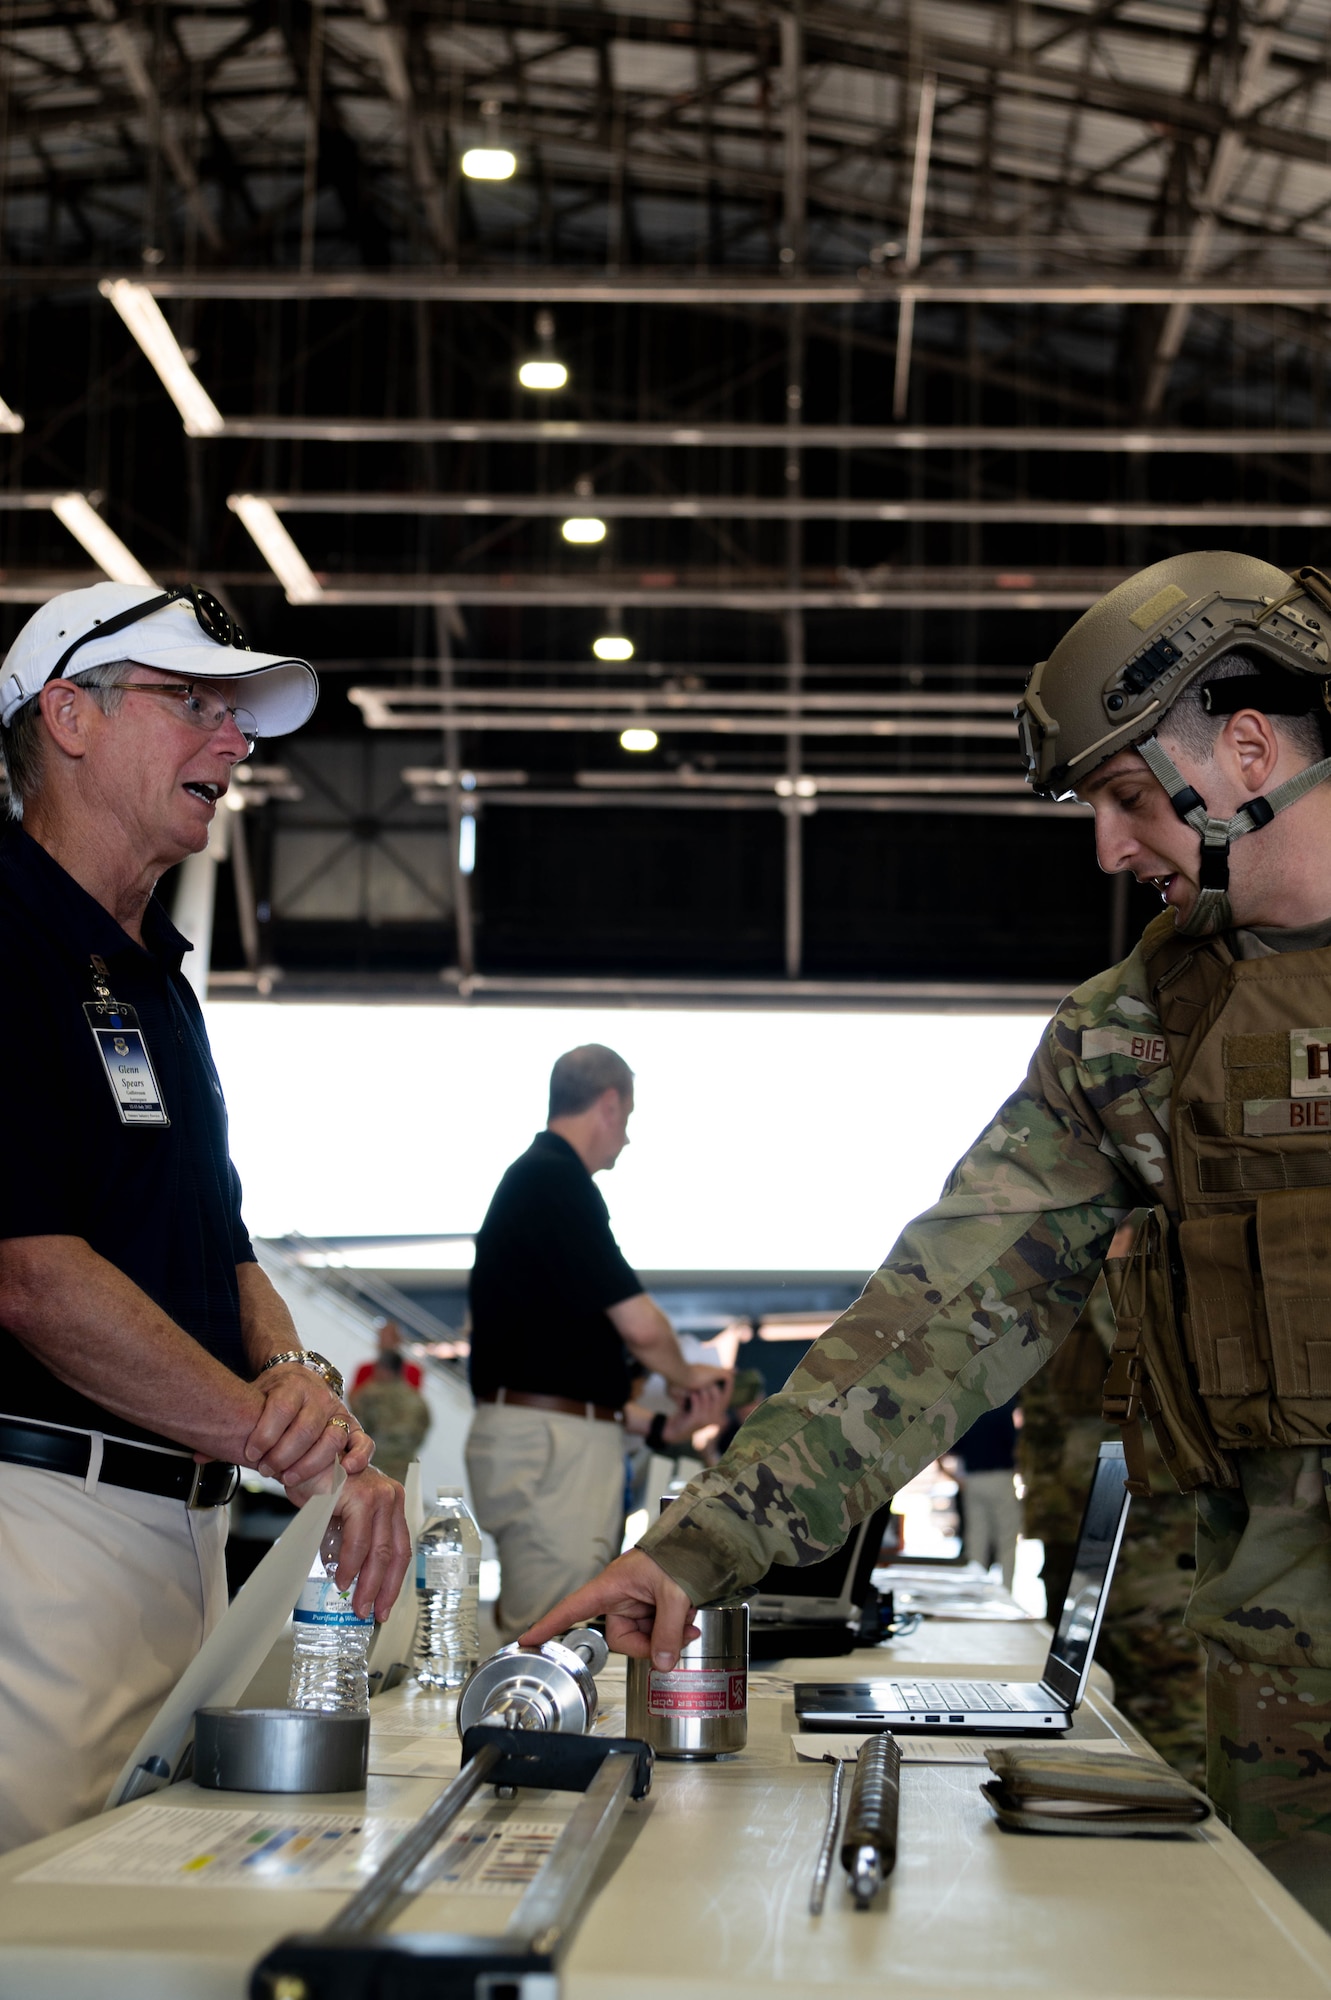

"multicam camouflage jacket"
[640,919,1331,1671]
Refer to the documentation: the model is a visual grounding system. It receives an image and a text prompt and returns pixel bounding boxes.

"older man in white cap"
[0,582,410,1851]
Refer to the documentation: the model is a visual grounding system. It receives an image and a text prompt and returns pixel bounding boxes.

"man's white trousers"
[0,1457,227,1852]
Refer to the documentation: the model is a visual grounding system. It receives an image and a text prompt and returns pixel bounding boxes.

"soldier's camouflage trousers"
[1207,1646,1331,1926]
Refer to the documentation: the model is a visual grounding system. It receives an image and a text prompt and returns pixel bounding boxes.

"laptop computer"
[794,1440,1132,1733]
[748,1504,895,1659]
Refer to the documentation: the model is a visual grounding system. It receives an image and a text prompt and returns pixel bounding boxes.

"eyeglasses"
[104,680,259,758]
[51,585,249,681]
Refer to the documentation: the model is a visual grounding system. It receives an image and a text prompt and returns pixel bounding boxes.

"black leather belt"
[0,1419,240,1508]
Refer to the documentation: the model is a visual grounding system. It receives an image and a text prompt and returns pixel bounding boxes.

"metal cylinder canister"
[626,1599,749,1759]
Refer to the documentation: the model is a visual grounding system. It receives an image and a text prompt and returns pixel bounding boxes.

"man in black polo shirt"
[0,582,409,1849]
[467,1043,728,1637]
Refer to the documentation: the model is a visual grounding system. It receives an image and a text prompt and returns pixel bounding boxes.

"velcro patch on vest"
[1081,1026,1168,1067]
[1243,1097,1331,1136]
[1223,1033,1289,1104]
[1289,1030,1331,1098]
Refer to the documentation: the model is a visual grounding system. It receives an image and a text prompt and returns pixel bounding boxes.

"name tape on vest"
[1244,1097,1331,1135]
[1290,1030,1331,1099]
[1081,1026,1168,1068]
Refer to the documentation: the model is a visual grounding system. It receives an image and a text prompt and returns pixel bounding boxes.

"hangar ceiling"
[2,0,1329,996]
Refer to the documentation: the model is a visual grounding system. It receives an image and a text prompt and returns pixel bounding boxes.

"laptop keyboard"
[889,1681,1025,1713]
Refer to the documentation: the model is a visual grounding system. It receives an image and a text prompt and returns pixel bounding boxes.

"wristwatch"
[260,1349,345,1400]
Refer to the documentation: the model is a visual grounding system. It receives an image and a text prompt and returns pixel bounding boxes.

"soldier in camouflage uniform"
[526,553,1331,1918]
[1021,1269,1206,1785]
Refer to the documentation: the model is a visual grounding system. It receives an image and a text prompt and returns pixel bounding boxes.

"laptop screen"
[1041,1440,1132,1708]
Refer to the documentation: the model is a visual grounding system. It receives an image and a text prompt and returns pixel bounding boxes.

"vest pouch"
[1103,1207,1235,1492]
[1176,1213,1267,1398]
[1253,1186,1331,1441]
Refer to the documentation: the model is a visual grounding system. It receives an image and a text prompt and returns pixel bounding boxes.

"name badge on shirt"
[84,1002,169,1127]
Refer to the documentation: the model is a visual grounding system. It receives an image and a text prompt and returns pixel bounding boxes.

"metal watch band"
[260,1349,345,1399]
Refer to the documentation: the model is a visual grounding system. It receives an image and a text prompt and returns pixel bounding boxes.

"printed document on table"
[17,1802,416,1891]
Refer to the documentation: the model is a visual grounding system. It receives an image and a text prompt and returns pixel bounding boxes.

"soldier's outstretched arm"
[627,980,1158,1614]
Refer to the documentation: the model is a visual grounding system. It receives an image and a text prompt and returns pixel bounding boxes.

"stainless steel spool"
[626,1599,749,1760]
[455,1627,609,1737]
[194,1707,370,1793]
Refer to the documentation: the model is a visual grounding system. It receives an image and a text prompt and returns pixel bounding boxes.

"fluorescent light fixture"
[517,359,568,391]
[99,278,225,438]
[593,634,634,662]
[228,495,323,604]
[50,494,154,584]
[0,396,23,435]
[620,728,658,753]
[462,147,516,180]
[459,812,477,875]
[561,516,606,545]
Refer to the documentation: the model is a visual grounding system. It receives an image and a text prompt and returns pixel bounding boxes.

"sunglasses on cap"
[50,586,248,682]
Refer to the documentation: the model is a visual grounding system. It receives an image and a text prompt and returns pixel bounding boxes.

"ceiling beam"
[1142,0,1291,415]
[347,686,1014,735]
[133,271,1331,305]
[311,571,1115,609]
[207,419,1331,453]
[249,491,1331,528]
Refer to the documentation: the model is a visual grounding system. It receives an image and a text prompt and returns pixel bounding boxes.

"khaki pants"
[962,1468,1021,1592]
[0,1456,228,1853]
[466,1403,626,1640]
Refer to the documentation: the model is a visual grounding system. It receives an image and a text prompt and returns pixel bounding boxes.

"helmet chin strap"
[1136,736,1331,937]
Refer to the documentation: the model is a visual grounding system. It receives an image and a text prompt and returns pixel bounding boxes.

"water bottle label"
[421,1550,468,1592]
[294,1574,374,1628]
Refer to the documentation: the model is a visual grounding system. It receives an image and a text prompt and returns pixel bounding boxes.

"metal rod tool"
[250,1730,653,1999]
[808,1754,845,1916]
[840,1733,901,1909]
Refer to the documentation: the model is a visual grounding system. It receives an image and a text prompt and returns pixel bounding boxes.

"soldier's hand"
[520,1550,699,1668]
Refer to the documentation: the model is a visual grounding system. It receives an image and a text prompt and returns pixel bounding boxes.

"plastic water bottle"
[414,1488,482,1690]
[288,1524,375,1714]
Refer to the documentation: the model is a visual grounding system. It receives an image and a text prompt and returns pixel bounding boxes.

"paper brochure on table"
[877,1565,1036,1622]
[18,1803,416,1891]
[17,1799,570,1896]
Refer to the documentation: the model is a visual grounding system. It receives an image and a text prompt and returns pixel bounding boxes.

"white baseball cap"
[0,582,318,733]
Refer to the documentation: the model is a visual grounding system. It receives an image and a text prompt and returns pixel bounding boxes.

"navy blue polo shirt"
[468,1131,641,1408]
[0,826,253,1448]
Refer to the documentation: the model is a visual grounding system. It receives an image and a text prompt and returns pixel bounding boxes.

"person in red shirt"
[350,1319,423,1395]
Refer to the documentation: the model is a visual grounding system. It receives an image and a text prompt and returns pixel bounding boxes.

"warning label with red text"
[646,1669,747,1716]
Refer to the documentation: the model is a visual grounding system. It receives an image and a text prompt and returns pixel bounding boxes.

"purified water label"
[646,1668,747,1715]
[294,1573,373,1628]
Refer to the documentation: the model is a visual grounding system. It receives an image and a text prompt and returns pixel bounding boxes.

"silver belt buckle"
[187,1460,241,1509]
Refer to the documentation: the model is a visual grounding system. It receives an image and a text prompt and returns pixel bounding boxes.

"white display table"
[0,1614,1327,2000]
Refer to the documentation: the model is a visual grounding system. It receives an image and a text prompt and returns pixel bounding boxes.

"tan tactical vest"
[1103,912,1331,1494]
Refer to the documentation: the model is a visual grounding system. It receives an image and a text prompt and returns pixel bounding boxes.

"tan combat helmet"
[1015,551,1331,934]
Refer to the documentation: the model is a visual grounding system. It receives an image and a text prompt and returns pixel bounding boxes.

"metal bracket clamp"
[250,1731,653,2000]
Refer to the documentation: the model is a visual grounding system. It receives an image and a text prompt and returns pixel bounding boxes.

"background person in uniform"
[350,1317,423,1395]
[466,1043,729,1639]
[0,581,410,1852]
[349,1349,431,1486]
[523,554,1331,1923]
[951,1396,1020,1591]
